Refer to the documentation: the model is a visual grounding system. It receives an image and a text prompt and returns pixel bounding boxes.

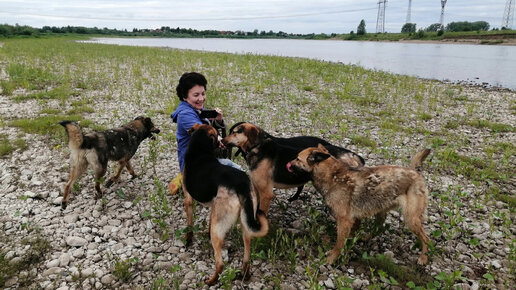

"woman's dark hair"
[176,72,207,101]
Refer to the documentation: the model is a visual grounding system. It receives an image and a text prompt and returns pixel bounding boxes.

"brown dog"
[222,122,364,215]
[59,116,160,209]
[182,124,268,285]
[287,144,431,265]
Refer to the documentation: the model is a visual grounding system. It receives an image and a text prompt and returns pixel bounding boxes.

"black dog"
[59,116,160,209]
[182,124,268,285]
[222,122,364,214]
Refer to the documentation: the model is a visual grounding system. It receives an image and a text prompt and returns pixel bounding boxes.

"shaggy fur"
[287,144,431,265]
[222,122,365,214]
[182,124,269,285]
[59,116,160,209]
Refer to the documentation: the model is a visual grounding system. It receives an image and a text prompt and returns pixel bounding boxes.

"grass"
[0,36,514,288]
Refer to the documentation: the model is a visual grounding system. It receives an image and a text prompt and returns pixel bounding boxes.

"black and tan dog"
[222,122,365,214]
[287,144,431,265]
[182,124,268,285]
[59,116,160,209]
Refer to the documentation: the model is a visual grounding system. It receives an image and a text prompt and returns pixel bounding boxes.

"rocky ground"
[0,81,515,290]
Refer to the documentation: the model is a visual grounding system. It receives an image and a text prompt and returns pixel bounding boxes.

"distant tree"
[357,19,366,35]
[446,21,490,32]
[425,23,441,32]
[401,23,416,33]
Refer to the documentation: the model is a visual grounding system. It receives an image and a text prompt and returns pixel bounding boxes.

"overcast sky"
[0,1,510,34]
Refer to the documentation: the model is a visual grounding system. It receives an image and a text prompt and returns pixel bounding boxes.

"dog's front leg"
[125,160,138,179]
[105,160,127,188]
[327,215,354,264]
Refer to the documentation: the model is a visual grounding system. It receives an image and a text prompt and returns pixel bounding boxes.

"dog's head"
[134,116,160,140]
[286,144,331,173]
[222,122,261,152]
[187,124,220,149]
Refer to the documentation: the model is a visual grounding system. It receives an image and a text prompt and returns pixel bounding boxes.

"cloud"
[0,0,508,34]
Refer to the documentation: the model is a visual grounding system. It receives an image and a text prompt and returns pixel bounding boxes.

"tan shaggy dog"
[287,144,431,265]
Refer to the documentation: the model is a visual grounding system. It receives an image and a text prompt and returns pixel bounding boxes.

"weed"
[219,267,240,289]
[112,257,139,282]
[146,177,173,240]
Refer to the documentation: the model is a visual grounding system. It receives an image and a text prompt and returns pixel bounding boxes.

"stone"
[66,236,87,247]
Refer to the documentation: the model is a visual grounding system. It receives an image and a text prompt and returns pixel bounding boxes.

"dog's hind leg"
[62,155,88,209]
[105,160,127,188]
[241,232,252,281]
[183,188,194,246]
[403,185,430,265]
[288,186,304,202]
[205,197,239,285]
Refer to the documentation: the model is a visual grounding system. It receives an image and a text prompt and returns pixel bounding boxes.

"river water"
[85,38,516,91]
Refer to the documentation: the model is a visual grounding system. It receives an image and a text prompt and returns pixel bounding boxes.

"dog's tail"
[409,148,431,172]
[58,121,83,149]
[239,188,269,238]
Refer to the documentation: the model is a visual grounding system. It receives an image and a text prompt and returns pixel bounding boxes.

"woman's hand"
[214,108,223,121]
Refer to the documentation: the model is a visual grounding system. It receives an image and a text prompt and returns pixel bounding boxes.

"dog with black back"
[59,116,160,209]
[287,144,431,265]
[182,123,268,285]
[222,122,365,215]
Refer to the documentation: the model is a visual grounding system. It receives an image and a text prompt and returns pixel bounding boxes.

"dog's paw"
[205,275,219,286]
[417,254,428,265]
[325,250,339,265]
[61,201,68,210]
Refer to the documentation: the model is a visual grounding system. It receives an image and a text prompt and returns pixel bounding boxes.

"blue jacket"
[171,101,209,171]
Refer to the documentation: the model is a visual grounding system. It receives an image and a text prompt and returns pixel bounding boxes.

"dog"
[287,144,431,265]
[59,116,160,209]
[222,122,365,214]
[182,124,269,285]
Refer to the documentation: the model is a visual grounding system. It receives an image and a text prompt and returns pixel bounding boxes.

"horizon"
[0,1,511,35]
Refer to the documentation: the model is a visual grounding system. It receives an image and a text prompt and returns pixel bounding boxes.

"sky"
[0,1,511,34]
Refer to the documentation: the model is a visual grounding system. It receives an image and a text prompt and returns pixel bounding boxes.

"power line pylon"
[406,0,413,24]
[440,0,447,30]
[376,0,387,33]
[502,0,515,29]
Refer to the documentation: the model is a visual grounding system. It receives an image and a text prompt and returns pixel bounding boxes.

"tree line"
[0,24,334,39]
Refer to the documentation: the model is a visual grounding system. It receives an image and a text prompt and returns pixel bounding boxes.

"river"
[84,38,516,91]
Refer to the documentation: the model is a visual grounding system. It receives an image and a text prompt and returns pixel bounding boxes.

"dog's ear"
[307,150,330,165]
[246,125,259,144]
[187,124,202,135]
[316,143,329,153]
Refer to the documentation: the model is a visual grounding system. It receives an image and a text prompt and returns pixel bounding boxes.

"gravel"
[0,81,515,289]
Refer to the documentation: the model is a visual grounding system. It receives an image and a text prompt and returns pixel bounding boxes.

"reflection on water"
[84,38,516,91]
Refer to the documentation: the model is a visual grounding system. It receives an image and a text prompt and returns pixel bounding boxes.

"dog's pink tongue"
[286,162,293,172]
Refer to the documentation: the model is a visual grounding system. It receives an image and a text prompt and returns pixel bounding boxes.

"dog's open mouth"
[150,128,160,140]
[286,162,293,172]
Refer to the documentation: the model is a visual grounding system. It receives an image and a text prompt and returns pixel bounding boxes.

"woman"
[169,72,240,194]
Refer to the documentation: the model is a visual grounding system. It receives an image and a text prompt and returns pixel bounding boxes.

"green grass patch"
[488,186,516,208]
[12,84,75,102]
[350,135,378,149]
[6,62,63,91]
[0,235,51,287]
[0,134,28,158]
[8,115,88,138]
[466,119,514,133]
[360,254,432,287]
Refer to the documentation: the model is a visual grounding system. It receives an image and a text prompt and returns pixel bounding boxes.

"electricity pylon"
[376,0,387,33]
[502,0,515,29]
[440,0,447,30]
[406,0,413,24]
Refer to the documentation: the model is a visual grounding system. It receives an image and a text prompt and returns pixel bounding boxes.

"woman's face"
[185,85,206,110]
